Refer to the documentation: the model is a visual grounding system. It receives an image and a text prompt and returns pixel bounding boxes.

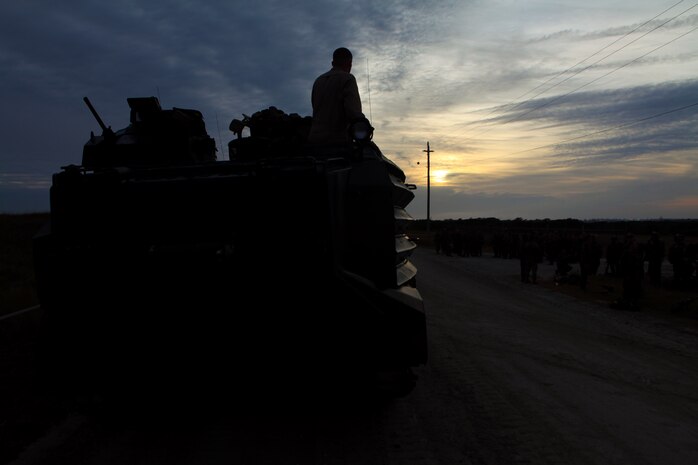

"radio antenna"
[366,58,373,122]
[215,112,224,159]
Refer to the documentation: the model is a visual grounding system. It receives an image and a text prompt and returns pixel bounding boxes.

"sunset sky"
[1,0,697,219]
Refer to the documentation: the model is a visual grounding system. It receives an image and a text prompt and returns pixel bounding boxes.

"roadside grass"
[0,213,60,465]
[0,213,49,317]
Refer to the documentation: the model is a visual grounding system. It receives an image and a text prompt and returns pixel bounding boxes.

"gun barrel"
[83,97,109,133]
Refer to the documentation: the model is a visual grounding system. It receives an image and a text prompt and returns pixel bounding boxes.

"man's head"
[332,47,353,72]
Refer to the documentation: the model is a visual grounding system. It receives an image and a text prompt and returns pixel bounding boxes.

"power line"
[460,1,695,140]
[507,0,686,106]
[423,142,434,231]
[505,22,698,126]
[511,2,698,113]
[462,16,698,147]
[501,1,695,118]
[510,101,698,155]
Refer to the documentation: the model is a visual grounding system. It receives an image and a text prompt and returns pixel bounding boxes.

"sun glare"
[432,170,448,183]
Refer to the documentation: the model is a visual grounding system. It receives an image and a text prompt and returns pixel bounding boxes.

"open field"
[0,213,48,317]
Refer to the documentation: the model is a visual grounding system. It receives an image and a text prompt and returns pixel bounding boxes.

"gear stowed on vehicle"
[34,97,427,403]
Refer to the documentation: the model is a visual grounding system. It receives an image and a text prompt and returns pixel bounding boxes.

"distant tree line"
[410,218,698,238]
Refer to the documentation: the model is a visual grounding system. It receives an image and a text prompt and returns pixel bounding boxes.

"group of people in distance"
[433,227,697,309]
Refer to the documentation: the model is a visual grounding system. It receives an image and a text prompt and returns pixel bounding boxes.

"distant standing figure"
[308,47,366,145]
[605,236,622,276]
[620,234,644,310]
[579,234,602,291]
[520,233,543,284]
[645,231,665,286]
[668,233,690,286]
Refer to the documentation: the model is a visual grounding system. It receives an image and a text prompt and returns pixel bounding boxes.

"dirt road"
[408,249,698,464]
[9,249,698,465]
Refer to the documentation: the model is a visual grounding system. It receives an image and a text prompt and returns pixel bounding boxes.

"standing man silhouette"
[308,47,366,145]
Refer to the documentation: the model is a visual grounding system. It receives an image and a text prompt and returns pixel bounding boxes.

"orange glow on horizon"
[662,196,698,209]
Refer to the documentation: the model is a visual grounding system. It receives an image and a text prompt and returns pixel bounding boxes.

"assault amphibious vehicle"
[34,97,426,400]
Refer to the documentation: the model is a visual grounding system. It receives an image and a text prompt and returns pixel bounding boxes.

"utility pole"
[423,142,434,232]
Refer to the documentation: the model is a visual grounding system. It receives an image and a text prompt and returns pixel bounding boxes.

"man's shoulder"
[316,67,355,82]
[315,69,333,80]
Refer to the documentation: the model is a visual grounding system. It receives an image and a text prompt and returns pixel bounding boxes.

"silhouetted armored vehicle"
[34,96,426,403]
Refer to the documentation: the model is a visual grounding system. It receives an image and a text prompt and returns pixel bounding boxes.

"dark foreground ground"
[2,214,697,464]
[3,247,698,464]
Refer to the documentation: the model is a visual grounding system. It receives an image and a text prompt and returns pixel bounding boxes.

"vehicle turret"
[81,96,217,168]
